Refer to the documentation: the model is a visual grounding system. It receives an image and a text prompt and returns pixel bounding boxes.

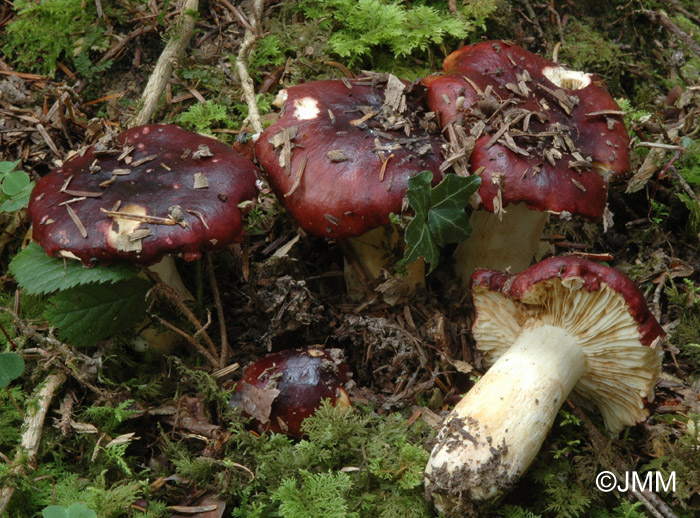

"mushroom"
[230,348,351,439]
[28,124,259,346]
[255,75,444,303]
[423,256,664,516]
[423,41,630,286]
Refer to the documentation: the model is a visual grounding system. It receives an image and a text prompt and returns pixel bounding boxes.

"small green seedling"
[0,352,25,389]
[42,503,97,518]
[0,160,34,213]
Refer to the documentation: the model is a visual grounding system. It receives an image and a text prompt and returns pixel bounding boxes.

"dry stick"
[152,314,218,367]
[205,253,231,368]
[666,0,700,26]
[0,371,68,514]
[144,270,219,359]
[641,9,700,59]
[131,0,200,126]
[232,0,266,134]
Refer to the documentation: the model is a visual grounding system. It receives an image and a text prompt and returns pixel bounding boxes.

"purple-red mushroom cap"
[28,124,259,266]
[423,40,630,221]
[471,256,664,433]
[230,348,351,439]
[254,77,444,240]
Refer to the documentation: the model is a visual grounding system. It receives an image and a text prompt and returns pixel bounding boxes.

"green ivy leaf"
[42,503,97,518]
[44,277,150,347]
[0,352,25,389]
[405,170,432,219]
[401,214,439,270]
[9,242,139,295]
[399,171,481,273]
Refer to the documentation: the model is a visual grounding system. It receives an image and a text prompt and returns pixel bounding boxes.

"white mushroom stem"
[424,320,585,515]
[148,255,194,301]
[343,226,424,304]
[453,203,548,289]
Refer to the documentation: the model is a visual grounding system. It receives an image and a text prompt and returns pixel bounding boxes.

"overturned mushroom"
[423,41,630,285]
[230,348,351,439]
[255,76,444,303]
[424,257,664,516]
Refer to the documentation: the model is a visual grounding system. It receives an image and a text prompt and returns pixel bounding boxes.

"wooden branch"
[131,0,200,127]
[232,0,266,134]
[641,9,700,60]
[0,371,67,514]
[205,253,231,367]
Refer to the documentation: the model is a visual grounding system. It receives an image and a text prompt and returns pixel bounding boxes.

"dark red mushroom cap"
[471,256,664,346]
[28,124,259,266]
[230,348,351,439]
[255,77,444,239]
[423,40,629,221]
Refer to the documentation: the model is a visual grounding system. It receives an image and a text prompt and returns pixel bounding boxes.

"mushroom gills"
[425,320,585,515]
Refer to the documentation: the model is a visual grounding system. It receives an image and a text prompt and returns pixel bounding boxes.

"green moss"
[168,401,433,518]
[3,0,111,76]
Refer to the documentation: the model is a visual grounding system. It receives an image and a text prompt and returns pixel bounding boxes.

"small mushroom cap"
[423,40,630,220]
[29,124,259,266]
[255,78,444,239]
[230,348,351,439]
[471,256,664,433]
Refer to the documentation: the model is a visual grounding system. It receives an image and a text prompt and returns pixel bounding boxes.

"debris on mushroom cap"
[255,76,444,240]
[423,40,630,221]
[230,348,351,439]
[471,256,664,432]
[28,124,259,266]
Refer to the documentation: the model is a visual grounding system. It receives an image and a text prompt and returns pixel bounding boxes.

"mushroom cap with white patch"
[29,124,259,266]
[471,256,664,433]
[255,78,445,240]
[423,40,630,221]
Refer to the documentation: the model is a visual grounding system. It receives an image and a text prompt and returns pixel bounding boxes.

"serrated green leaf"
[44,278,150,347]
[428,207,472,248]
[430,174,481,212]
[1,170,30,196]
[0,353,25,389]
[9,242,139,295]
[405,170,433,219]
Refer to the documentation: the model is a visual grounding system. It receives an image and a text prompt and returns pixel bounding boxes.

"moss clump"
[2,0,113,76]
[170,400,433,518]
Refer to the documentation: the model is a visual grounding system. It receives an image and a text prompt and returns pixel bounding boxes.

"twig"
[640,9,700,59]
[144,270,219,362]
[666,0,700,26]
[205,254,231,368]
[0,371,67,514]
[151,314,218,367]
[131,0,200,126]
[233,0,266,134]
